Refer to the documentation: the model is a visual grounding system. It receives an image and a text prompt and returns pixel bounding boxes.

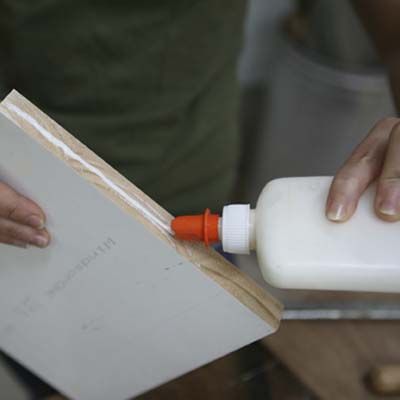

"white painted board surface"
[0,112,273,399]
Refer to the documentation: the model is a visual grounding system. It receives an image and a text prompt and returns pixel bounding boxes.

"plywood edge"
[0,90,282,331]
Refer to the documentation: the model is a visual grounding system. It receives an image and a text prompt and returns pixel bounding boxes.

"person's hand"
[0,182,50,248]
[326,117,400,222]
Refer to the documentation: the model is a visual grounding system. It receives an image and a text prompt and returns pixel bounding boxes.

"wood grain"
[0,90,281,330]
[0,90,282,399]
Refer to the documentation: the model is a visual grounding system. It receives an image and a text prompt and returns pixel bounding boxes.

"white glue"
[172,176,400,293]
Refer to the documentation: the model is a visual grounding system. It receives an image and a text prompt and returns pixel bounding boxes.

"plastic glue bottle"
[171,177,400,293]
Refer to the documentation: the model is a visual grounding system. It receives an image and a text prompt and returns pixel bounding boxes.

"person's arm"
[0,182,50,247]
[326,0,400,222]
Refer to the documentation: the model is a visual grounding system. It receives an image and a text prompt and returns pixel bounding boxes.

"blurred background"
[1,0,400,399]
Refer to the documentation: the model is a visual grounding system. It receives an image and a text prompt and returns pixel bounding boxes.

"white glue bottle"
[171,176,400,293]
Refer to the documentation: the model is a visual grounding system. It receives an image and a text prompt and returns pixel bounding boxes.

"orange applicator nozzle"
[171,208,220,246]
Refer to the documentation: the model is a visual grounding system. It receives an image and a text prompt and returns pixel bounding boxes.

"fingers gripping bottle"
[171,177,400,293]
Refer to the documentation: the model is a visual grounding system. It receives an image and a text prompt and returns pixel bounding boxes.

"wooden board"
[0,91,281,400]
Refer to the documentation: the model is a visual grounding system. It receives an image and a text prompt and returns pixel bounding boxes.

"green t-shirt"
[0,1,245,215]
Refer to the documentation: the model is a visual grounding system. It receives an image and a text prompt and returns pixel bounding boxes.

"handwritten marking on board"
[0,238,117,337]
[81,316,104,333]
[45,237,117,299]
[13,296,44,318]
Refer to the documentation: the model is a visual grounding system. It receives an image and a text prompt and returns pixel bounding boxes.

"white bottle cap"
[221,204,251,254]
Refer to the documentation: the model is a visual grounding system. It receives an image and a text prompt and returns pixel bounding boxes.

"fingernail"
[32,235,49,248]
[327,202,347,222]
[26,215,45,230]
[378,197,400,216]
